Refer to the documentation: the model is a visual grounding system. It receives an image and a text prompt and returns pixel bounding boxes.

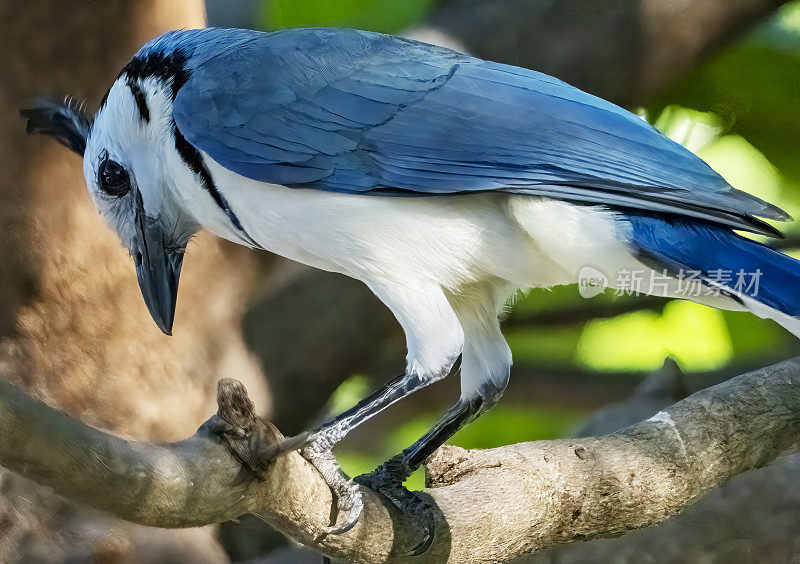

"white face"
[83,78,195,256]
[81,77,197,334]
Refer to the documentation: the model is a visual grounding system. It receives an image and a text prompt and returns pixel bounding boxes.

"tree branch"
[0,357,798,562]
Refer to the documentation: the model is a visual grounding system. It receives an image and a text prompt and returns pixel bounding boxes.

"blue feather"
[628,214,800,317]
[138,27,787,234]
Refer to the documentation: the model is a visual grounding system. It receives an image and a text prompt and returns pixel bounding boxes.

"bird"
[22,26,800,548]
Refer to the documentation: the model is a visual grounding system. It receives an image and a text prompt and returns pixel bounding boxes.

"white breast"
[188,155,634,294]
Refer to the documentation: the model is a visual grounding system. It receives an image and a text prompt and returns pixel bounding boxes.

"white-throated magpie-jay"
[23,27,800,546]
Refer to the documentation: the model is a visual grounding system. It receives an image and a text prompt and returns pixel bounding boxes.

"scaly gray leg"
[356,380,506,554]
[276,358,460,533]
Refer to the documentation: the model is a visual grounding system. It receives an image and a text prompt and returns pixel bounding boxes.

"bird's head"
[22,79,198,335]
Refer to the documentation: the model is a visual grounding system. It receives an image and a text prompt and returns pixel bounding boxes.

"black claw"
[355,457,435,555]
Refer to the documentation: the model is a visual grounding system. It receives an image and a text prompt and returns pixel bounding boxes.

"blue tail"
[627,214,800,320]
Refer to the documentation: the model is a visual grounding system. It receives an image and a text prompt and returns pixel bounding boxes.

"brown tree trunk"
[0,1,268,560]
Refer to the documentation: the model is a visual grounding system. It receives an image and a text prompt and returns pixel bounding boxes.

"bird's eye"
[98,158,130,197]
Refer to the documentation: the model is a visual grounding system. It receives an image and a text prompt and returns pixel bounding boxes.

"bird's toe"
[299,435,364,535]
[355,457,435,556]
[325,483,363,535]
[271,430,313,456]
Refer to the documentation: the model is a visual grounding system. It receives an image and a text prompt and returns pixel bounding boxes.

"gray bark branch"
[0,358,798,562]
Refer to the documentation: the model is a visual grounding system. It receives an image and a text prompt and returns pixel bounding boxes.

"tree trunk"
[0,1,268,560]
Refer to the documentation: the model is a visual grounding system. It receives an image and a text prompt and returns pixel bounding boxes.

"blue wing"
[166,27,787,236]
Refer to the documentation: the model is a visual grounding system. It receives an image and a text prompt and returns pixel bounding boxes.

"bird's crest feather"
[20,97,92,156]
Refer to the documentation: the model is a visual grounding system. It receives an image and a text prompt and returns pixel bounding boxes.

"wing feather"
[169,27,788,236]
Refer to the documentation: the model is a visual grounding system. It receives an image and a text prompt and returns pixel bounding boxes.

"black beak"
[133,191,183,336]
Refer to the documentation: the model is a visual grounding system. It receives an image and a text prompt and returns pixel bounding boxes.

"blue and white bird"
[23,27,800,541]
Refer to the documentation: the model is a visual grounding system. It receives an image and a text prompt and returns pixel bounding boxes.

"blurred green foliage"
[259,1,800,482]
[576,301,733,372]
[260,0,435,33]
[653,3,800,185]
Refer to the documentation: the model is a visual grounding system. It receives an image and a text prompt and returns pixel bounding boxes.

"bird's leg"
[356,381,504,555]
[303,371,435,453]
[296,373,427,534]
[276,360,459,534]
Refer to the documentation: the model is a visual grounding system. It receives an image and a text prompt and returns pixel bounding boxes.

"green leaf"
[261,0,435,33]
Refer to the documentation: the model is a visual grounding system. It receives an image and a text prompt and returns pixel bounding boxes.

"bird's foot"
[206,380,363,534]
[292,432,364,535]
[355,455,435,556]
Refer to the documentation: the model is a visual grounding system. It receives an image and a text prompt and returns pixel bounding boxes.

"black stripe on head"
[121,48,190,101]
[110,46,259,248]
[171,119,259,247]
[128,81,150,123]
[172,120,223,210]
[101,47,191,112]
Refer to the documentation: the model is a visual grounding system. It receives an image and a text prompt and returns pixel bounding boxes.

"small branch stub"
[213,377,286,474]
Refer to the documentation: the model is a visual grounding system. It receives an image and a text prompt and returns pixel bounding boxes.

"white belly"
[196,158,635,293]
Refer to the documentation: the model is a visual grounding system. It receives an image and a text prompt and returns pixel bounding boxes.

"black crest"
[20,98,92,156]
[121,48,190,101]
